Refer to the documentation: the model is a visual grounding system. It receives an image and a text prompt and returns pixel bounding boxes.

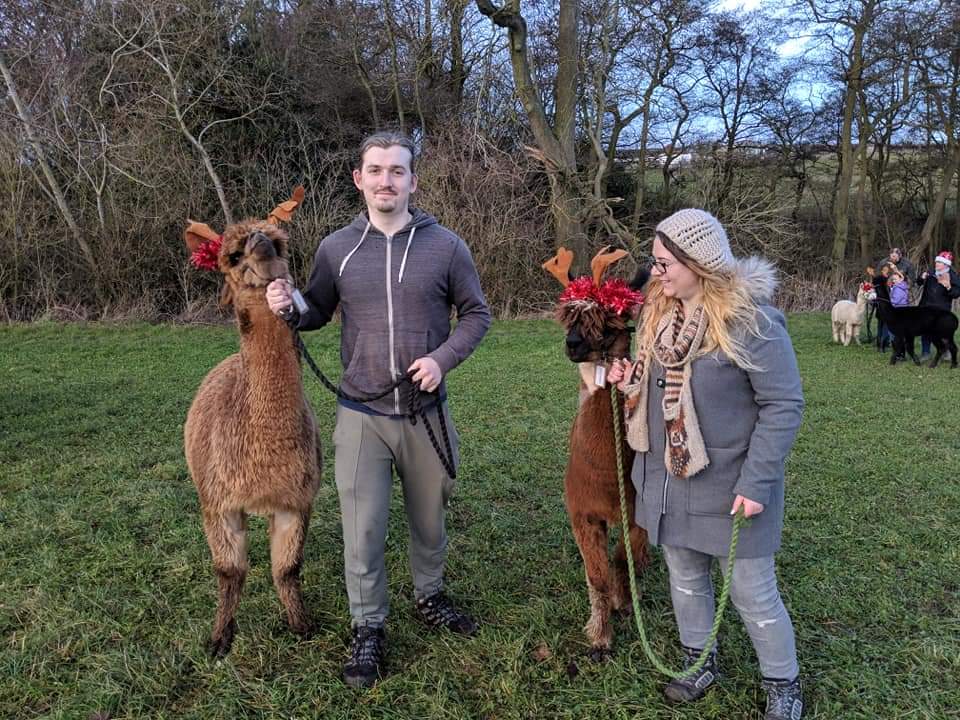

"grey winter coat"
[297,209,491,416]
[630,261,804,558]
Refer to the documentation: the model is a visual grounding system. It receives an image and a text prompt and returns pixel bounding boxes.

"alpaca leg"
[853,323,861,345]
[203,509,248,658]
[268,509,312,636]
[832,321,840,343]
[929,339,944,369]
[843,324,852,346]
[612,523,650,613]
[904,336,920,365]
[571,514,613,659]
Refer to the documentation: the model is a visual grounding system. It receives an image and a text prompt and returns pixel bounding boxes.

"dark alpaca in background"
[544,246,651,661]
[872,275,958,368]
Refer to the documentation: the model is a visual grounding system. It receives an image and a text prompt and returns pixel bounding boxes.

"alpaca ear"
[266,185,306,225]
[543,246,574,287]
[219,281,234,309]
[591,245,629,285]
[184,221,221,253]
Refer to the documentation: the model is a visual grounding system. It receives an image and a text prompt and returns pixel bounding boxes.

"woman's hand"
[607,358,632,391]
[731,494,764,518]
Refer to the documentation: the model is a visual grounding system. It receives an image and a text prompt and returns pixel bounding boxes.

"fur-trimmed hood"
[733,256,779,305]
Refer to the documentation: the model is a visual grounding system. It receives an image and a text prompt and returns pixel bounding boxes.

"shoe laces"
[765,679,802,718]
[418,591,466,627]
[349,626,383,667]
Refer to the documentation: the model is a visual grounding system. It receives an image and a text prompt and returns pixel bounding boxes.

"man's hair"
[357,131,417,173]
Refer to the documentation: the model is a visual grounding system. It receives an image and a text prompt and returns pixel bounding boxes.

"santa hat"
[935,250,953,267]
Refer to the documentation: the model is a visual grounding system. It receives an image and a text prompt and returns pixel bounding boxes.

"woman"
[608,209,805,720]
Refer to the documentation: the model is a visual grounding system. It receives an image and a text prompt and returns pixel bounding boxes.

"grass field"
[2,315,959,719]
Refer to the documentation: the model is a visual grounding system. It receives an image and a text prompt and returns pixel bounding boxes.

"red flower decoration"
[190,235,223,271]
[559,276,643,315]
[861,282,873,292]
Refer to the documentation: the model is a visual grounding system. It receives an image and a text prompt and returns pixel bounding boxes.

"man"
[875,247,915,285]
[266,131,491,688]
[915,250,960,361]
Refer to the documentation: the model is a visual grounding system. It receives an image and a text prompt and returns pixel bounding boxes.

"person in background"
[876,262,894,353]
[887,267,910,361]
[915,250,960,362]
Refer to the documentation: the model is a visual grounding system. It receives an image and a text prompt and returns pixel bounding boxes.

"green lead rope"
[610,387,746,679]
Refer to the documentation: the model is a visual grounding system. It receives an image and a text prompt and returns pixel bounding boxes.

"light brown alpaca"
[544,247,651,660]
[183,187,321,657]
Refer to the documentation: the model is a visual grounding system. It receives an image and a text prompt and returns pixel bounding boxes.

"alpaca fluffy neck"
[236,300,304,424]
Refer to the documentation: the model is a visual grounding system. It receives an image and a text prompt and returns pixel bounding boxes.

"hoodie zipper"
[385,233,400,414]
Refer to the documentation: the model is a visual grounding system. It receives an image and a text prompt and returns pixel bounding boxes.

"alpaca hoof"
[289,619,314,639]
[207,620,237,658]
[587,646,613,663]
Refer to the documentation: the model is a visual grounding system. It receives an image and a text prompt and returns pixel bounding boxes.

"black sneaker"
[763,677,804,720]
[342,625,386,689]
[415,591,478,635]
[663,646,719,703]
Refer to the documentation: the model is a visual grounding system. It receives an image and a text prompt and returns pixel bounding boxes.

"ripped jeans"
[662,545,799,681]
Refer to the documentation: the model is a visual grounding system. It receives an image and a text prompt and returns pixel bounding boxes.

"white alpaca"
[831,284,875,345]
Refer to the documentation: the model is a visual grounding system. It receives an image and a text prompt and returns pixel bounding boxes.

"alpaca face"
[219,221,291,289]
[557,303,633,364]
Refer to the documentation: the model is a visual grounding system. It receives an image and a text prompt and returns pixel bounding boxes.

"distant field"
[1,317,958,718]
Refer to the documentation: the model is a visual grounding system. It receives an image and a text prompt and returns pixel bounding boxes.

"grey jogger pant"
[333,402,459,627]
[662,545,800,681]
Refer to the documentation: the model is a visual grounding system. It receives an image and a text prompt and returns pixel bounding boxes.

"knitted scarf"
[623,302,710,479]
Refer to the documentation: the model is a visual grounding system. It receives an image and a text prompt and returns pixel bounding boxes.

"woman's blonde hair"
[638,232,760,369]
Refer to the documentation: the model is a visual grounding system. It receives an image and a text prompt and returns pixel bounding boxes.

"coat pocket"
[686,446,748,516]
[342,330,392,393]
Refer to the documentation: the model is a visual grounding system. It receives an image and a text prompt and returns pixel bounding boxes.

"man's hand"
[266,279,293,315]
[731,494,764,518]
[409,357,443,393]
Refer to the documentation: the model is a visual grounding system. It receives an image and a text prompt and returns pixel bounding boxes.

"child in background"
[888,267,909,361]
[889,268,909,306]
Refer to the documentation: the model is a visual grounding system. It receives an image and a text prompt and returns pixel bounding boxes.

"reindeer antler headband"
[543,246,643,315]
[187,186,306,271]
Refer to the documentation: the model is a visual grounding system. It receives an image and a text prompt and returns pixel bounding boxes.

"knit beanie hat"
[935,250,953,267]
[655,209,735,273]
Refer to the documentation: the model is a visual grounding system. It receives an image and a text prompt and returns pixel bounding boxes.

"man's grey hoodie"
[297,208,491,416]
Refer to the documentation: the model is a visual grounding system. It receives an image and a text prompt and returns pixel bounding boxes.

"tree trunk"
[832,25,866,280]
[918,140,960,257]
[449,1,467,114]
[631,109,652,230]
[476,0,586,263]
[856,114,871,263]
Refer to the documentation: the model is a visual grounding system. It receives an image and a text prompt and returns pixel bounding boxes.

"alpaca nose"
[247,232,276,259]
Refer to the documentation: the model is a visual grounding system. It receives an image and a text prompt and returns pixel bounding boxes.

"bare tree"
[0,51,97,273]
[476,0,586,262]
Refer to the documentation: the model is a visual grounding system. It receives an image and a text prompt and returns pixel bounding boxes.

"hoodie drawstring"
[398,225,416,283]
[339,221,371,277]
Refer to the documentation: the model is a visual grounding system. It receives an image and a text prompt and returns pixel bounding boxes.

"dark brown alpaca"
[544,247,651,660]
[183,188,321,657]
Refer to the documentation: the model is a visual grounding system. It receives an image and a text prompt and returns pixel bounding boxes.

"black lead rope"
[290,327,457,479]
